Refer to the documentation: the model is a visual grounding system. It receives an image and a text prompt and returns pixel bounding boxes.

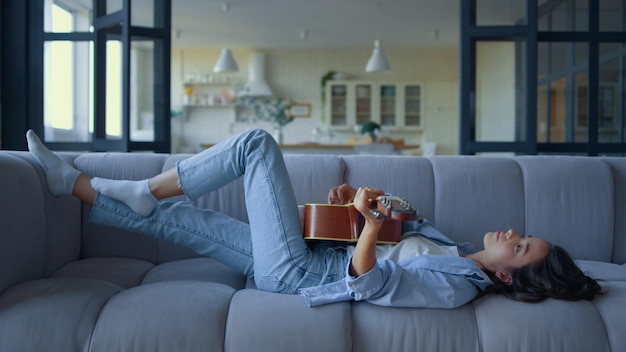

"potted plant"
[360,121,381,142]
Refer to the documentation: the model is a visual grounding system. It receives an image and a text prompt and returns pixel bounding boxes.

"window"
[44,4,93,142]
[39,0,171,151]
[461,0,626,155]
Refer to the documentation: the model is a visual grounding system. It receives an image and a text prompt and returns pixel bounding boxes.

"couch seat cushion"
[590,281,626,352]
[52,257,154,288]
[351,301,479,352]
[575,260,626,282]
[225,289,352,352]
[141,257,246,289]
[0,277,122,351]
[89,281,235,352]
[473,294,610,352]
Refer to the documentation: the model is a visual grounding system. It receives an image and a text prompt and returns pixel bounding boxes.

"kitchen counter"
[200,142,420,155]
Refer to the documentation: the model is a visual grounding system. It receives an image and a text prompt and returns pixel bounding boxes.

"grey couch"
[1,150,625,352]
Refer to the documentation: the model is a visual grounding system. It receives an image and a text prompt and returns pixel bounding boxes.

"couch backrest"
[343,155,625,263]
[601,157,626,264]
[0,154,46,293]
[73,153,625,265]
[0,152,83,291]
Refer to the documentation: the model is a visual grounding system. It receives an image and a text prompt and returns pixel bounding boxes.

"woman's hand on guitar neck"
[354,187,385,224]
[349,187,385,278]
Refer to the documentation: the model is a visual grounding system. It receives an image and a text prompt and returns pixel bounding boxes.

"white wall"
[171,47,461,154]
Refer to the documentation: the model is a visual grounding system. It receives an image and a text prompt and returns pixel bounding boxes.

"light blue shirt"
[299,220,493,308]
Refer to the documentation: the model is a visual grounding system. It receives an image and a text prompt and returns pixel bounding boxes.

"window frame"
[461,0,626,155]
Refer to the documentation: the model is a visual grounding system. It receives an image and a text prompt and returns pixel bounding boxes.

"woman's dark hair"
[486,245,603,302]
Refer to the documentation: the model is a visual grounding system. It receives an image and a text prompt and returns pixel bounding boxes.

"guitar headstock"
[372,195,422,221]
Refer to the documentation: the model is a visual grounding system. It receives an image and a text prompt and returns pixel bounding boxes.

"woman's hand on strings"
[328,183,357,204]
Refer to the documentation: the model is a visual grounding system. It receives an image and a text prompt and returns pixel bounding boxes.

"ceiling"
[171,0,526,49]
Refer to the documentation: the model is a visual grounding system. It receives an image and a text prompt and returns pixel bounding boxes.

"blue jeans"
[89,129,349,294]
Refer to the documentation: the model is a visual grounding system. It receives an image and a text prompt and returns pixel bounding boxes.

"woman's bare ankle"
[148,168,184,200]
[72,174,97,205]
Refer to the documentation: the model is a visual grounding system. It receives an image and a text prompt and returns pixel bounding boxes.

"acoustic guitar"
[303,196,421,244]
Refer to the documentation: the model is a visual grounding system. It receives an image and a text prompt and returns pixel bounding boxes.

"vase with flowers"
[238,97,295,144]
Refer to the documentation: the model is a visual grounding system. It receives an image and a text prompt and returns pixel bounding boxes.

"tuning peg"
[370,209,385,219]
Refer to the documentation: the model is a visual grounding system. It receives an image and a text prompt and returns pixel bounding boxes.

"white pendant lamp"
[366,2,390,73]
[213,48,239,73]
[365,40,390,72]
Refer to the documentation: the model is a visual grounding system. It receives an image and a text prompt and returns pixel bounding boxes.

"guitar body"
[303,203,403,244]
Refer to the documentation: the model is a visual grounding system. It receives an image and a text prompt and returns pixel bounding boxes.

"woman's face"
[481,229,550,274]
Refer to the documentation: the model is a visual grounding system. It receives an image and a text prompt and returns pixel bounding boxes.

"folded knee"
[254,275,299,294]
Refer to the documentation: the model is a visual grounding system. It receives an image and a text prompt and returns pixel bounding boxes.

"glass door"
[380,85,396,126]
[329,84,348,127]
[355,84,372,125]
[404,85,421,127]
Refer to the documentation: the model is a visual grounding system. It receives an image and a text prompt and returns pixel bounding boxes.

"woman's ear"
[496,271,513,286]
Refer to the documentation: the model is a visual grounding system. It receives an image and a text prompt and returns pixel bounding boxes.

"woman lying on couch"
[26,129,602,308]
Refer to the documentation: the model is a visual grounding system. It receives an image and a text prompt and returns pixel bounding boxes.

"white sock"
[26,129,81,196]
[90,178,157,216]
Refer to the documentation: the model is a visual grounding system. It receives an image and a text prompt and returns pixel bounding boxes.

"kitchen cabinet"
[326,81,423,131]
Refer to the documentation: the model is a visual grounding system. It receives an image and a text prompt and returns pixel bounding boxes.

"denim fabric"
[299,254,492,308]
[89,129,349,294]
[90,195,257,276]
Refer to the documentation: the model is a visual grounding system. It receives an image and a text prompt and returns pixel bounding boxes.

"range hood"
[238,53,273,97]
